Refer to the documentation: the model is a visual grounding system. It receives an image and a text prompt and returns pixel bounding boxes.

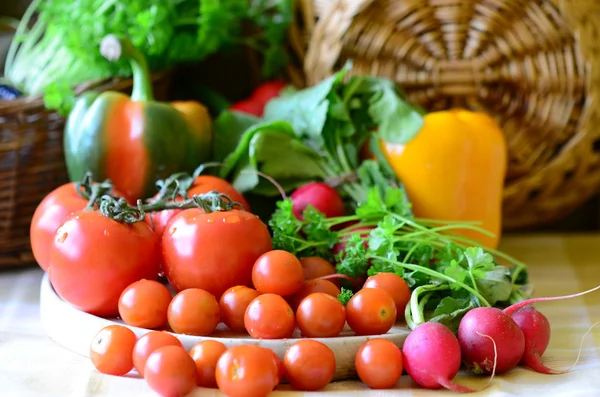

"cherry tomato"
[133,331,183,376]
[30,183,88,271]
[363,273,411,320]
[288,279,341,311]
[216,345,279,397]
[346,288,396,336]
[144,345,197,397]
[162,209,272,299]
[283,340,335,391]
[89,325,137,376]
[296,293,346,338]
[149,175,251,240]
[168,288,220,336]
[355,339,403,389]
[252,250,304,296]
[244,294,295,339]
[48,210,160,317]
[219,286,260,333]
[118,279,172,329]
[299,256,336,281]
[189,340,227,388]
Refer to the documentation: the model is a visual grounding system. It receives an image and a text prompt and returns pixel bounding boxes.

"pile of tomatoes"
[89,249,412,397]
[31,173,412,396]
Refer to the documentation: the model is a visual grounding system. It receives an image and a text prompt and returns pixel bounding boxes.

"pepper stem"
[100,34,154,101]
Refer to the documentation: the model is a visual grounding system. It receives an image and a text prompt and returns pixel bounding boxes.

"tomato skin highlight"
[219,286,260,333]
[216,345,279,397]
[133,331,183,377]
[296,293,346,338]
[283,340,336,391]
[167,288,220,336]
[355,339,403,389]
[346,288,397,336]
[30,182,89,271]
[89,325,137,376]
[48,210,160,317]
[363,273,411,321]
[162,209,272,299]
[244,294,295,339]
[144,345,197,397]
[252,250,304,296]
[118,279,172,329]
[189,340,227,388]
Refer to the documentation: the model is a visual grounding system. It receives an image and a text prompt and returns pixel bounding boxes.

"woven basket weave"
[291,0,600,230]
[0,71,172,267]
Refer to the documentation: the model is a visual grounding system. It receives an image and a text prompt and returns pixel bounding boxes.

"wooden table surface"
[1,233,599,397]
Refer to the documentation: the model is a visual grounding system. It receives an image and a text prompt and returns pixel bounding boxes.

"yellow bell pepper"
[379,109,507,249]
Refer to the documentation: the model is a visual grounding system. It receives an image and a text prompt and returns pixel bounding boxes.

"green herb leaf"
[351,77,424,145]
[262,66,350,138]
[212,111,260,162]
[247,129,326,195]
[475,266,513,306]
[429,296,476,333]
[43,82,77,116]
[443,260,469,290]
[338,287,354,305]
[336,234,370,277]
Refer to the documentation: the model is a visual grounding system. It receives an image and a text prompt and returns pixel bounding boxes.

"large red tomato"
[149,175,250,240]
[161,209,271,299]
[30,183,89,271]
[48,210,160,317]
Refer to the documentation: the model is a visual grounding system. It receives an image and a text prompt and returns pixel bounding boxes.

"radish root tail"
[525,352,566,375]
[436,331,498,394]
[476,331,498,389]
[565,320,600,372]
[437,378,476,393]
[504,284,600,315]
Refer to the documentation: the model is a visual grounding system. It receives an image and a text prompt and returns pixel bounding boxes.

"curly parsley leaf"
[338,287,354,306]
[336,234,369,277]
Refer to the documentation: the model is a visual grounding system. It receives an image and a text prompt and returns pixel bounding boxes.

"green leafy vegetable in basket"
[3,0,293,112]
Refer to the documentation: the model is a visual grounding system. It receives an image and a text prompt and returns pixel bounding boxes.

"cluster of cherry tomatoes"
[114,250,411,339]
[91,323,405,397]
[89,249,412,396]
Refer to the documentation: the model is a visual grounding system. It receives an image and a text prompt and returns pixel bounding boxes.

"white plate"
[40,274,410,380]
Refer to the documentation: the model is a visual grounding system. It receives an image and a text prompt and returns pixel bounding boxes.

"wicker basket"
[0,71,172,267]
[289,0,600,230]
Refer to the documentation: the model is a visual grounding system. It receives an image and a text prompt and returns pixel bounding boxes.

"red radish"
[501,284,600,374]
[230,99,263,116]
[509,306,558,374]
[250,81,287,108]
[290,182,345,220]
[458,307,525,374]
[402,322,475,392]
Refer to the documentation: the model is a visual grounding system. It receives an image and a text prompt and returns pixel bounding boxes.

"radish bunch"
[401,284,600,393]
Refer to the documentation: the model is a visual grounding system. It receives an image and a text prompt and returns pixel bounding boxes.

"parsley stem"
[371,256,492,307]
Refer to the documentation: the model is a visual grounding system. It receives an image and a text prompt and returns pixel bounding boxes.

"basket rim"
[0,69,172,112]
